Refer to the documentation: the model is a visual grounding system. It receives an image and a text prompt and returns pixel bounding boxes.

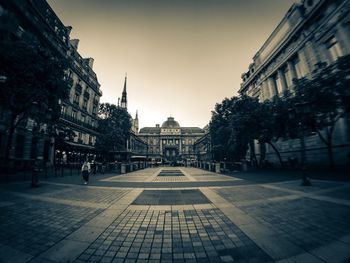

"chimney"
[65,26,72,36]
[70,39,79,49]
[83,58,94,69]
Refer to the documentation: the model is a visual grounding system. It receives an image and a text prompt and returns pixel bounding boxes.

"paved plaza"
[1,168,350,263]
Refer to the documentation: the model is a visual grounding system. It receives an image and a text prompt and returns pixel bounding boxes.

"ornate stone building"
[0,0,102,166]
[139,117,205,163]
[240,0,350,167]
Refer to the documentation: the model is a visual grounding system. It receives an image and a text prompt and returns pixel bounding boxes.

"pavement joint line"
[179,168,197,181]
[262,183,350,206]
[144,168,162,182]
[232,194,302,207]
[43,180,134,190]
[200,187,311,261]
[35,188,142,262]
[309,239,350,263]
[2,190,110,209]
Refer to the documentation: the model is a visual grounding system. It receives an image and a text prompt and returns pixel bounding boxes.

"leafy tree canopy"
[95,103,132,153]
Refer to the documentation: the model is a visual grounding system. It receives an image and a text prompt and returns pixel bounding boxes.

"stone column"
[268,77,278,97]
[278,69,288,94]
[297,48,309,77]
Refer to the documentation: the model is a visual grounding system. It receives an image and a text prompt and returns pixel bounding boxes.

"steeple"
[132,110,139,134]
[121,73,127,109]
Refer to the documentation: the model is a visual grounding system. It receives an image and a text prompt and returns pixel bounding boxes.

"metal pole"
[300,124,311,186]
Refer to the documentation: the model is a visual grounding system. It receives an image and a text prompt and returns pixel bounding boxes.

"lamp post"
[289,102,312,186]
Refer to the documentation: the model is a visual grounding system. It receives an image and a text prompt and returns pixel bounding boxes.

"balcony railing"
[60,113,98,132]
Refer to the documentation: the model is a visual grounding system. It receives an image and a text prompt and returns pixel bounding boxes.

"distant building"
[0,0,102,166]
[193,125,212,162]
[239,0,350,167]
[139,117,205,163]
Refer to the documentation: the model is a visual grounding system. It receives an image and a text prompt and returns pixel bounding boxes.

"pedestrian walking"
[81,159,91,184]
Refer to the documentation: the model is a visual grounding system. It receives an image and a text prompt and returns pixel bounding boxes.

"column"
[298,48,309,77]
[263,80,270,100]
[268,77,278,97]
[287,61,297,92]
[278,69,288,94]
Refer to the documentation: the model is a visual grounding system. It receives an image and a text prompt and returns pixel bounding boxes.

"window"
[74,93,80,104]
[61,105,67,115]
[81,115,85,123]
[83,98,88,110]
[326,37,342,62]
[72,110,77,119]
[93,105,97,114]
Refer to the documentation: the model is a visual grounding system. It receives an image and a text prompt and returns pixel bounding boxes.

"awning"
[63,141,95,150]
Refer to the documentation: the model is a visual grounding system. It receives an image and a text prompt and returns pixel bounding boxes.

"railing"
[60,113,98,132]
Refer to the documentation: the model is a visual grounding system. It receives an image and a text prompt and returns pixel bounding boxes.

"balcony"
[60,113,98,132]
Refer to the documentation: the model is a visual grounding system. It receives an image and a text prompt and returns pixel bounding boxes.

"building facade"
[193,125,212,162]
[57,39,102,164]
[139,117,205,163]
[0,0,102,167]
[240,0,350,167]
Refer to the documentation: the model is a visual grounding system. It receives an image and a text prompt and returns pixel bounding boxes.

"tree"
[258,97,294,168]
[210,97,239,162]
[292,55,350,169]
[210,96,261,163]
[95,103,132,156]
[0,34,70,163]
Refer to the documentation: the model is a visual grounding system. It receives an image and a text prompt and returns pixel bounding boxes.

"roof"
[139,127,161,134]
[181,127,205,134]
[161,117,180,128]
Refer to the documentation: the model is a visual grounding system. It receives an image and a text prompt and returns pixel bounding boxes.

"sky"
[47,0,297,129]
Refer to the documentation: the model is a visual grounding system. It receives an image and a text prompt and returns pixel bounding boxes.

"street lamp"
[288,101,312,186]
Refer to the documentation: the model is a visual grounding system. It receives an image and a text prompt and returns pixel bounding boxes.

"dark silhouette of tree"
[95,103,132,155]
[292,55,350,169]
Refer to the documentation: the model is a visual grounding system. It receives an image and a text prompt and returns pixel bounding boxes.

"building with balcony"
[0,0,102,167]
[239,0,350,167]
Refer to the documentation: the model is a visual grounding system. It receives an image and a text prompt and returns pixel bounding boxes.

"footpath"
[0,167,349,262]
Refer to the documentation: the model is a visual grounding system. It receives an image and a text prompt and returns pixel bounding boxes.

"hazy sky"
[48,0,296,128]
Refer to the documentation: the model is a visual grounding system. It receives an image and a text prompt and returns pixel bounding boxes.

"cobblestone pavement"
[0,168,350,263]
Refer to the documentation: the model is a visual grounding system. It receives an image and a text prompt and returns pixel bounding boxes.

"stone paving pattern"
[75,208,272,263]
[0,167,350,262]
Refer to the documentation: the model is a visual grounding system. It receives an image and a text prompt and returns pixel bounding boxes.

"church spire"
[121,73,127,109]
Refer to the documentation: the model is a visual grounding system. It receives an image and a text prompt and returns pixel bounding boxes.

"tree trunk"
[316,126,336,170]
[249,141,258,167]
[267,141,284,169]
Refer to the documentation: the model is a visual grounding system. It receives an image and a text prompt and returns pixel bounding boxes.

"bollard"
[121,164,126,174]
[215,163,221,173]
